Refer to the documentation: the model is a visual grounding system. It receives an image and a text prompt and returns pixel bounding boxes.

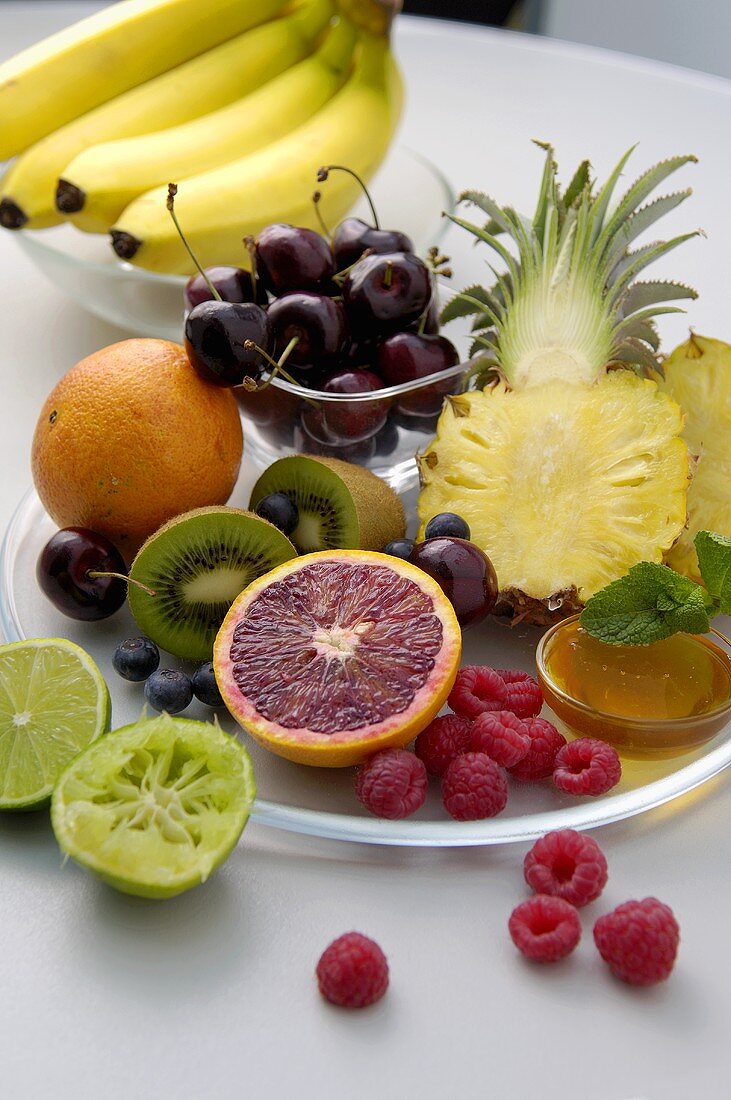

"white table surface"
[2,5,731,1098]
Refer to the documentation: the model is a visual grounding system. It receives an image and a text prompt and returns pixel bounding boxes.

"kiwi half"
[249,455,406,554]
[128,506,296,660]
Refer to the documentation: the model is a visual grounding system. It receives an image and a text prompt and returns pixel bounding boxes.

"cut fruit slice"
[128,506,296,661]
[51,713,255,899]
[214,550,462,767]
[248,455,406,554]
[0,638,110,811]
[418,373,689,619]
[659,334,731,581]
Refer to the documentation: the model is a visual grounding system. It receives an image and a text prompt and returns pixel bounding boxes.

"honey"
[538,619,731,757]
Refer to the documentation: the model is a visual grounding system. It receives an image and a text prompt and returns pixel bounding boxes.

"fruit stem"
[317,164,379,229]
[167,184,222,301]
[332,247,374,284]
[383,259,393,289]
[312,190,332,240]
[87,571,156,597]
[243,235,260,300]
[242,338,302,389]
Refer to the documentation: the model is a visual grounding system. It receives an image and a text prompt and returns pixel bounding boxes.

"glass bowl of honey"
[536,615,731,758]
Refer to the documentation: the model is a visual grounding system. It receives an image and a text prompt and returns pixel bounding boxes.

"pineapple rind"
[418,372,689,608]
[660,334,731,582]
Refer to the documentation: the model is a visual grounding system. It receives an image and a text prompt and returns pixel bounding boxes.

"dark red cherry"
[409,537,498,628]
[183,266,267,309]
[294,419,378,463]
[377,331,460,415]
[255,224,335,295]
[267,292,347,375]
[184,300,273,386]
[37,527,128,621]
[332,217,414,271]
[343,252,432,339]
[319,368,388,441]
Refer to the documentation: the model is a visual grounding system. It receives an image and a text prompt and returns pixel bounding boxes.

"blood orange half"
[213,550,462,767]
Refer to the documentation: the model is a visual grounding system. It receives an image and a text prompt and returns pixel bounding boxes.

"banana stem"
[167,184,221,301]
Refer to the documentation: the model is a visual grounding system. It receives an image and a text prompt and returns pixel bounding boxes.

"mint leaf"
[695,530,731,614]
[580,562,712,645]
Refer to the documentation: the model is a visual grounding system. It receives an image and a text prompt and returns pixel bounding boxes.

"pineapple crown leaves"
[441,143,700,386]
[580,531,731,646]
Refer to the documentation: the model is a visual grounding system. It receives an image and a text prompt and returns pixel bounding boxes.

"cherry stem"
[167,184,221,301]
[317,164,379,229]
[87,571,156,597]
[242,338,301,389]
[383,259,393,289]
[417,302,431,336]
[243,234,259,299]
[312,190,332,240]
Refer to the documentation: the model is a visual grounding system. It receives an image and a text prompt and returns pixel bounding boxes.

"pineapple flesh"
[659,334,731,581]
[419,144,699,622]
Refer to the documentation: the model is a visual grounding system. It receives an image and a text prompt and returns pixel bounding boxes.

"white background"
[1,5,731,1098]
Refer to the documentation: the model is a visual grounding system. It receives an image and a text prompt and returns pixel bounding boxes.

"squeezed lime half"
[0,637,110,811]
[51,713,256,898]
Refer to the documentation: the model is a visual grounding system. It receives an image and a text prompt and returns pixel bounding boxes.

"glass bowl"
[537,615,731,758]
[7,145,452,340]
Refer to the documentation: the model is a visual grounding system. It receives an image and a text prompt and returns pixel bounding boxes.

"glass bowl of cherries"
[178,169,474,492]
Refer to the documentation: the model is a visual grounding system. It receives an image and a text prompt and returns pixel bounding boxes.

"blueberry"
[424,512,471,541]
[192,662,224,708]
[112,636,160,682]
[255,492,299,536]
[383,537,415,560]
[144,669,193,714]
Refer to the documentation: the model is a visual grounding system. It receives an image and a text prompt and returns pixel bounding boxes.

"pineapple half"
[659,334,731,582]
[418,144,698,622]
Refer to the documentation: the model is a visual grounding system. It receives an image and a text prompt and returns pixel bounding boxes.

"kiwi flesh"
[128,506,296,660]
[249,455,406,554]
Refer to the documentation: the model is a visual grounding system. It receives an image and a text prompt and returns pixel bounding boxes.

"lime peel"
[51,713,255,899]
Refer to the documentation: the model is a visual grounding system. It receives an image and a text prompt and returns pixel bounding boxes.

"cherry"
[37,528,128,621]
[267,292,347,376]
[406,298,440,335]
[377,331,460,415]
[409,537,498,628]
[341,338,377,371]
[343,252,432,339]
[319,368,389,441]
[184,265,266,310]
[255,224,335,295]
[184,300,273,386]
[294,419,378,463]
[332,217,414,271]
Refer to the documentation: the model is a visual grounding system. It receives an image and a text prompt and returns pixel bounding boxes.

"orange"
[214,550,462,767]
[31,339,243,557]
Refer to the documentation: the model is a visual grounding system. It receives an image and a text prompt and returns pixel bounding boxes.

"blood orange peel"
[214,550,461,767]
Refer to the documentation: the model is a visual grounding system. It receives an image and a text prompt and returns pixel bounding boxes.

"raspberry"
[553,738,621,796]
[508,895,581,963]
[448,666,507,719]
[470,710,530,768]
[508,718,567,781]
[495,669,544,719]
[594,898,680,985]
[524,830,608,907]
[355,749,427,819]
[415,714,473,777]
[316,932,389,1007]
[442,752,508,821]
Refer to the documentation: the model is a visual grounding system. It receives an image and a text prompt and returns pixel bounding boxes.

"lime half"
[0,638,110,811]
[51,714,256,898]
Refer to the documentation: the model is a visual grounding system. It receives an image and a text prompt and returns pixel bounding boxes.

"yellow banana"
[62,15,357,234]
[111,33,403,274]
[0,0,333,230]
[0,0,292,160]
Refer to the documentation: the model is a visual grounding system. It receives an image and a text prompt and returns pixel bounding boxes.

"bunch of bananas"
[0,0,402,274]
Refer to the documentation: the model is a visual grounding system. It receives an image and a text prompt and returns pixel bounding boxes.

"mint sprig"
[579,531,725,646]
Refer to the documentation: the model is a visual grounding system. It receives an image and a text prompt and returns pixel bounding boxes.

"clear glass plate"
[8,145,453,341]
[4,490,731,846]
